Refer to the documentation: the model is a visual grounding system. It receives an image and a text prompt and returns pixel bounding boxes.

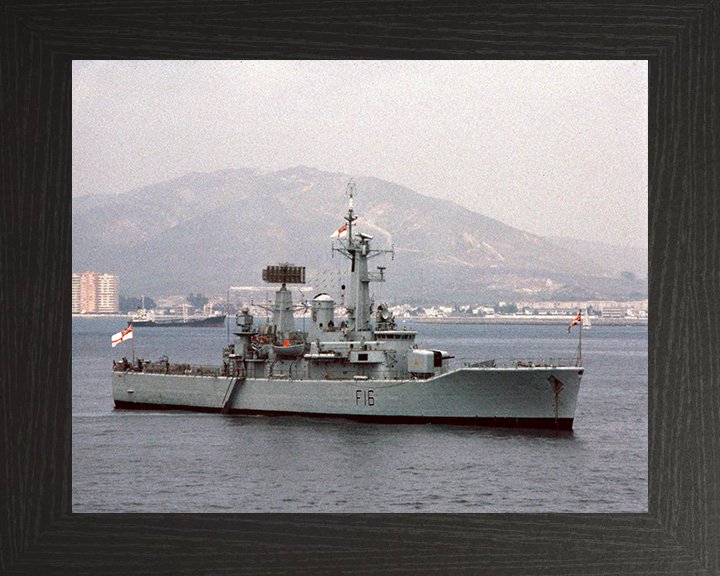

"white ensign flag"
[330,223,348,239]
[112,325,133,347]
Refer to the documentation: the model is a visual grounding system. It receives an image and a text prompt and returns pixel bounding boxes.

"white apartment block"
[97,273,120,313]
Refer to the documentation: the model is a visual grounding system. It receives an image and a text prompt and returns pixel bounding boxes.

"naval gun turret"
[222,307,256,375]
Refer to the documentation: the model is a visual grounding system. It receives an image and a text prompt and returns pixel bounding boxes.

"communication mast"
[331,181,394,334]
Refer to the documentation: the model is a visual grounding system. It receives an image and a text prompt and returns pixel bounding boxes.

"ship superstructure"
[113,182,584,430]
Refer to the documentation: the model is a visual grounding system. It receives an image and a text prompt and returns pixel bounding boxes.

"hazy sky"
[73,60,647,249]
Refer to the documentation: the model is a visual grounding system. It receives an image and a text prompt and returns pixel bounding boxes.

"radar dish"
[262,264,306,284]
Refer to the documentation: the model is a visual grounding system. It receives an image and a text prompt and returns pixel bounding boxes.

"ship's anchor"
[548,375,565,423]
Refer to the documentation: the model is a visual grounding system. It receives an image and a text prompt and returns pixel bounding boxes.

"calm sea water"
[72,317,647,513]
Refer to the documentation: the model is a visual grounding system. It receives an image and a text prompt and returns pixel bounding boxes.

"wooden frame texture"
[1,2,717,574]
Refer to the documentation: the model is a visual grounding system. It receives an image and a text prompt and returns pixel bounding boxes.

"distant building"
[72,273,82,313]
[79,272,99,313]
[602,306,627,319]
[74,271,119,314]
[98,273,120,313]
[515,300,648,318]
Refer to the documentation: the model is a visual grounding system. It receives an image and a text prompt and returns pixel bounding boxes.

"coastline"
[73,313,130,319]
[72,313,647,326]
[410,316,647,326]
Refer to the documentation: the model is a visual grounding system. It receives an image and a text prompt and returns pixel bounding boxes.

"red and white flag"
[330,223,348,239]
[112,325,133,347]
[568,310,582,333]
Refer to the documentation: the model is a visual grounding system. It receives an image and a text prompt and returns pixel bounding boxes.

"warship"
[113,183,584,430]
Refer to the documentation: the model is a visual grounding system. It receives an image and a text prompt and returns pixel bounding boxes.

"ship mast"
[260,264,306,341]
[332,181,393,336]
[346,180,357,244]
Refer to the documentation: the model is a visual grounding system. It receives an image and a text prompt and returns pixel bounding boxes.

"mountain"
[72,166,648,305]
[547,236,647,280]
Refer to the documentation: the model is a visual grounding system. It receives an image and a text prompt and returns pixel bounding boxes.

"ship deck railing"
[113,360,244,377]
[462,357,581,369]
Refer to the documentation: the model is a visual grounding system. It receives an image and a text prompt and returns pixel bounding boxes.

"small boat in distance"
[583,309,592,330]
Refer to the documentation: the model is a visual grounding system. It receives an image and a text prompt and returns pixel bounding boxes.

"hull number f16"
[356,389,375,406]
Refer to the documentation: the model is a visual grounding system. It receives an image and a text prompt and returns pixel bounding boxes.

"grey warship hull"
[113,365,582,430]
[112,181,585,430]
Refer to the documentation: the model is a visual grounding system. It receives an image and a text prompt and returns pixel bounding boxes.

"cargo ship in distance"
[113,182,584,430]
[128,302,226,328]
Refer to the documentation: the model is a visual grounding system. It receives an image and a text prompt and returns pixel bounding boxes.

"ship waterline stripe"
[113,401,574,431]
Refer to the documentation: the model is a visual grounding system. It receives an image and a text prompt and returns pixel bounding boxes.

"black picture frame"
[2,2,716,574]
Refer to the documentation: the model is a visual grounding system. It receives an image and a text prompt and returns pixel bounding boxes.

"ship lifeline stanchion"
[568,309,582,366]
